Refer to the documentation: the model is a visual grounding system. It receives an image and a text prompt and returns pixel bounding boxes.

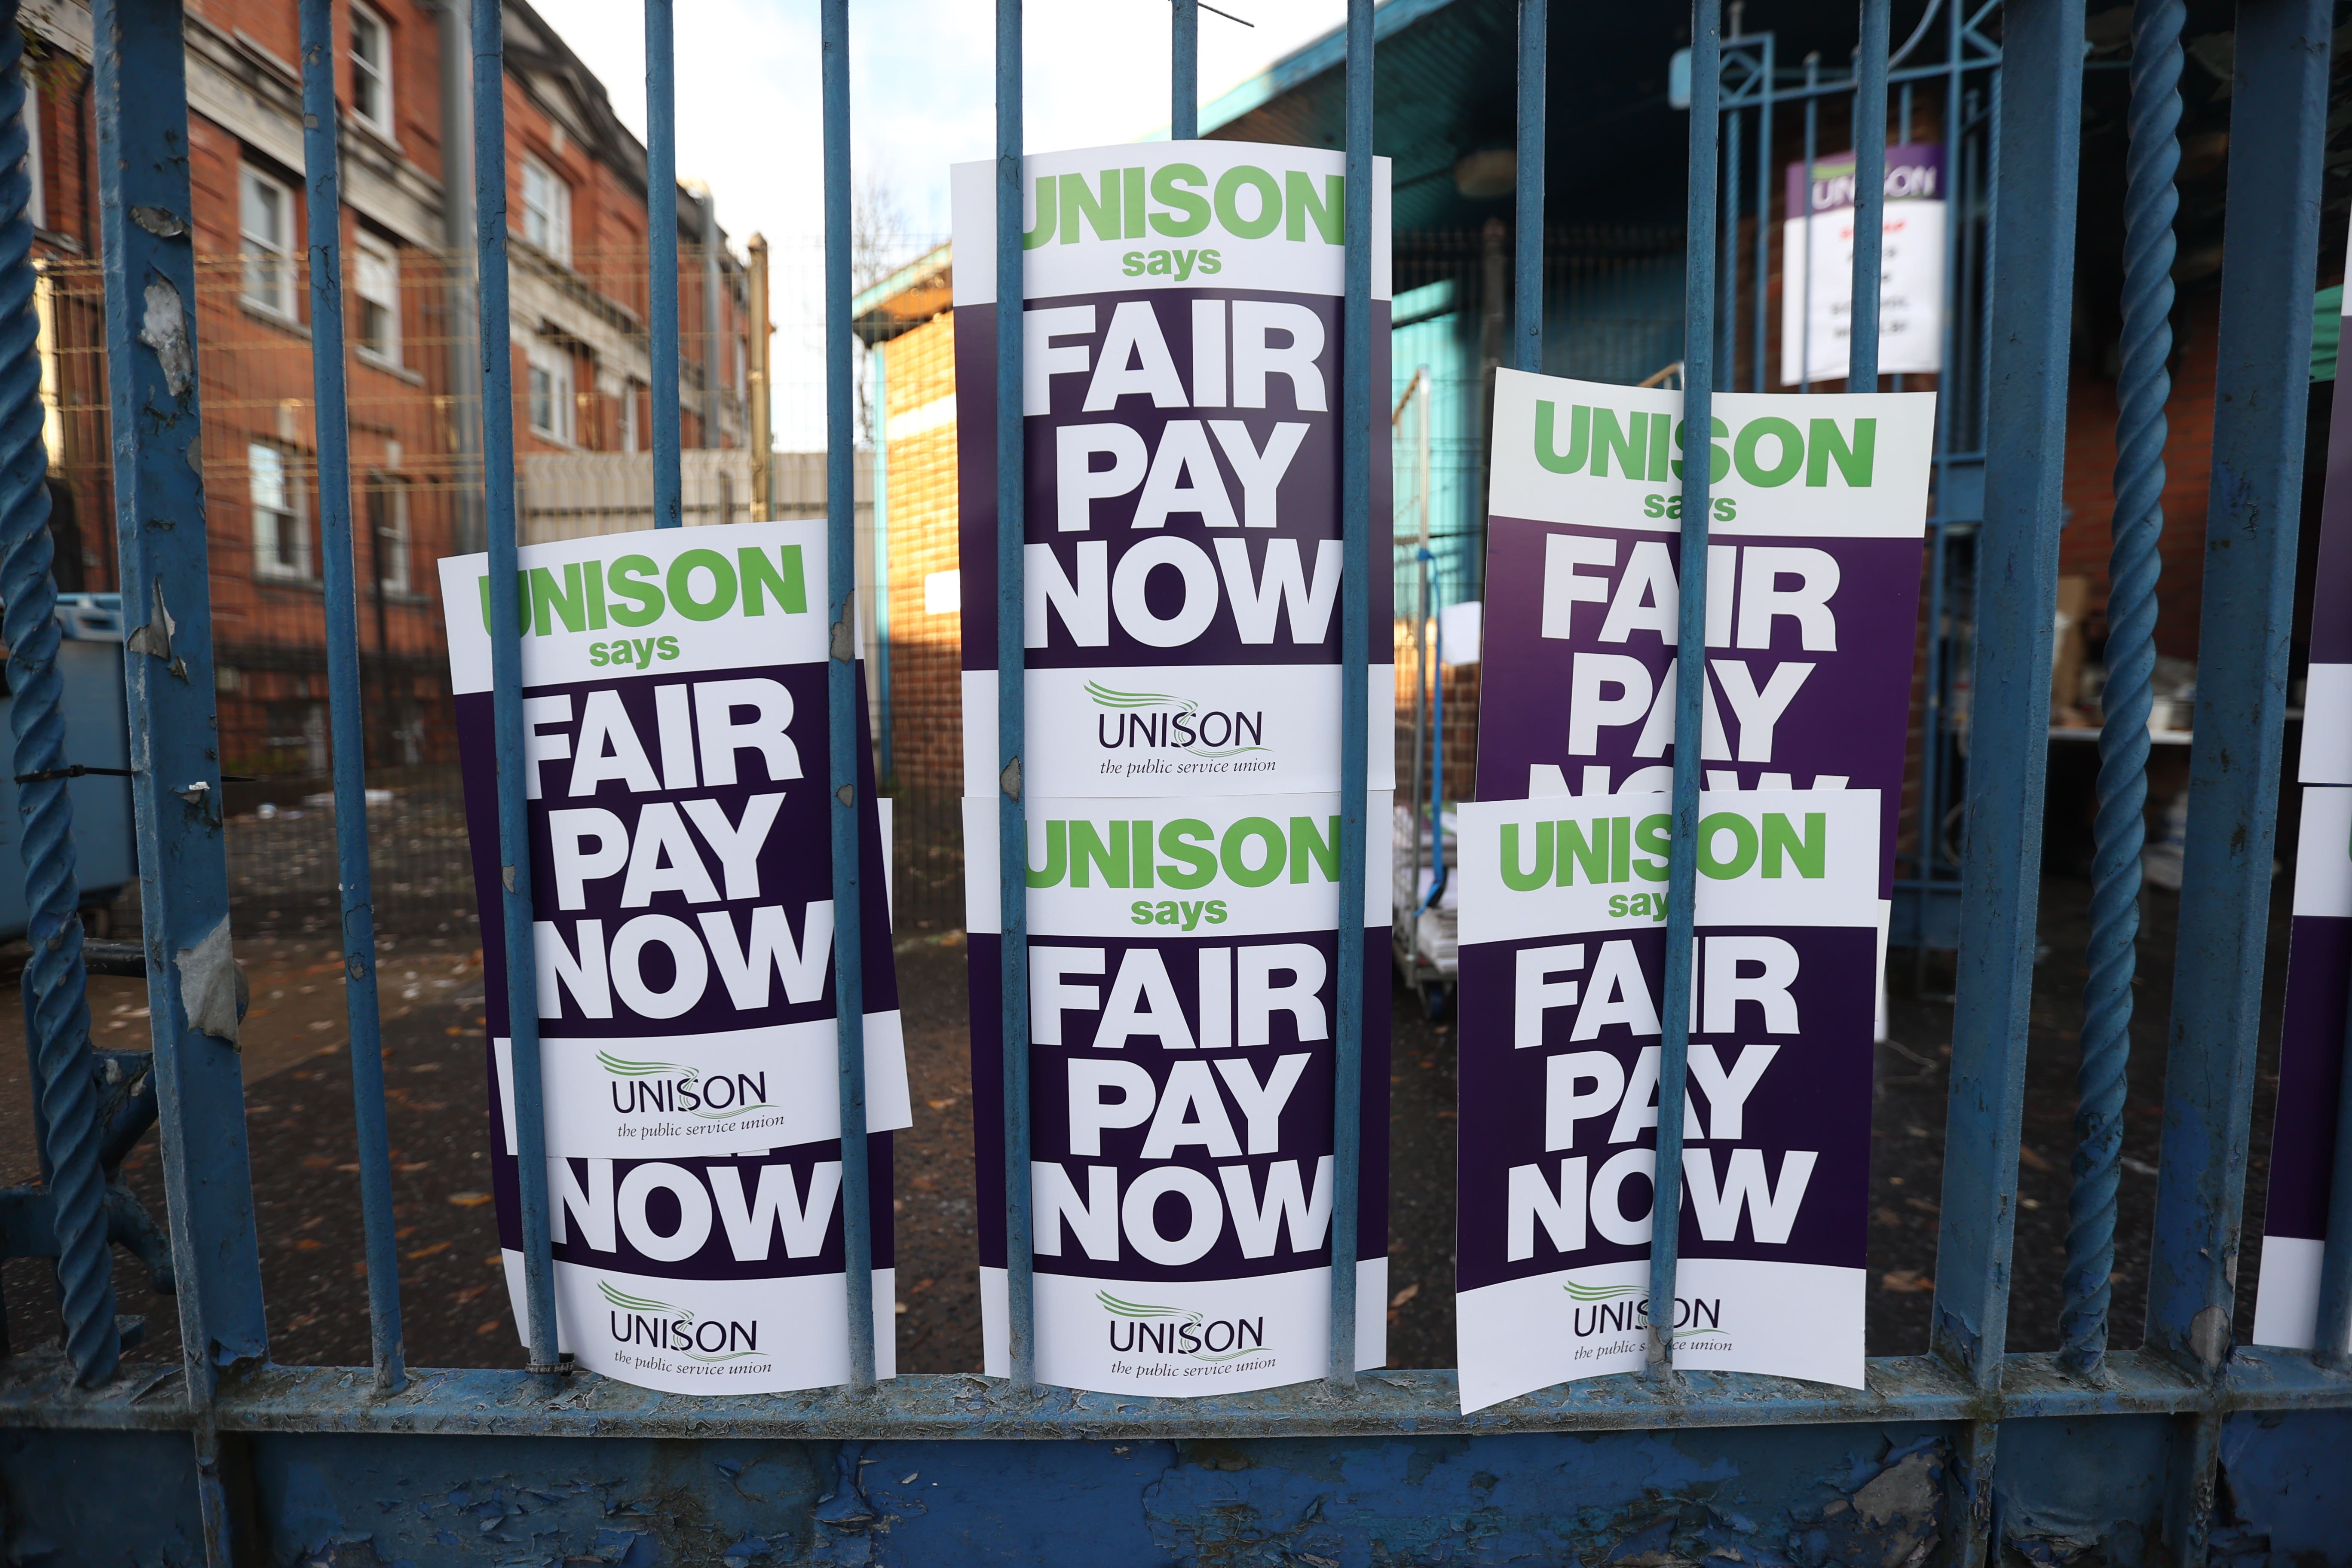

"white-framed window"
[349,2,393,136]
[354,234,399,362]
[21,75,42,231]
[619,378,640,453]
[240,166,296,319]
[250,442,310,578]
[367,478,410,593]
[521,156,571,263]
[527,338,574,444]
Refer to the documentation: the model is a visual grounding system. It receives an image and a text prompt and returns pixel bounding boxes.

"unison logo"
[1098,1290,1268,1362]
[597,1052,775,1121]
[598,1280,764,1362]
[1088,682,1268,759]
[1562,1279,1725,1341]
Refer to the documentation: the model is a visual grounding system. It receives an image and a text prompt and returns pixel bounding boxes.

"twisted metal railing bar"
[2062,0,2180,1376]
[0,5,116,1388]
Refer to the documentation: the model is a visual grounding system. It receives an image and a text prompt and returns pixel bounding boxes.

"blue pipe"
[1330,0,1374,1390]
[873,345,894,783]
[995,0,1035,1390]
[1651,0,1718,1381]
[1514,0,1544,375]
[2149,0,2329,1377]
[472,0,557,1373]
[1750,34,1773,395]
[646,0,681,526]
[1720,106,1739,389]
[1931,0,2083,1391]
[297,0,404,1395]
[1172,0,1197,140]
[1847,0,1890,391]
[819,0,875,1394]
[0,3,113,1389]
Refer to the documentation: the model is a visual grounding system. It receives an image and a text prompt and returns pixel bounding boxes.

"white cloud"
[527,0,1345,445]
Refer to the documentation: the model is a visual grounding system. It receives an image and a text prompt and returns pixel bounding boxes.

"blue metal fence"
[0,0,2348,1560]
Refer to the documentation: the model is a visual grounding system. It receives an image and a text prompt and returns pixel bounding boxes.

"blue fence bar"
[469,0,557,1374]
[995,0,1035,1391]
[1749,32,1773,394]
[2064,0,2180,1379]
[1514,0,1543,374]
[297,0,404,1396]
[1172,0,1197,140]
[2149,0,2329,1394]
[1329,0,1373,1391]
[94,0,266,1553]
[1847,0,1889,392]
[0,8,112,1389]
[1652,0,1719,1378]
[646,0,682,528]
[1934,0,2080,1393]
[819,0,876,1394]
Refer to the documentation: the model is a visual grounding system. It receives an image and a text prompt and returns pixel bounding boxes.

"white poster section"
[1779,145,1946,387]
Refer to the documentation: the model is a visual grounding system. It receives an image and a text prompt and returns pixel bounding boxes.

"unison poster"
[1473,369,1933,900]
[1453,789,1879,1410]
[2252,233,2352,1354]
[952,139,1394,1393]
[441,519,908,1393]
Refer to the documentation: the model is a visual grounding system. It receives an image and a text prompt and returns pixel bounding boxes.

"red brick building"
[19,0,757,779]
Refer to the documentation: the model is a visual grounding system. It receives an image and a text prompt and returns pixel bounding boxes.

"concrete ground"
[0,874,2284,1375]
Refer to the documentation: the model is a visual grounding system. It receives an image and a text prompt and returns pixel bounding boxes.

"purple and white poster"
[2252,230,2352,1353]
[1452,790,1880,1409]
[441,519,908,1393]
[1456,370,1932,1404]
[1780,144,1946,387]
[951,139,1393,1394]
[1474,369,1933,896]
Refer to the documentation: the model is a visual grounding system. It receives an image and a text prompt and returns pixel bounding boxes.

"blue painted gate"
[0,0,2348,1563]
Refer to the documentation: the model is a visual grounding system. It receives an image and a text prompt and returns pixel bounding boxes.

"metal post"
[1172,0,1197,140]
[1751,34,1773,393]
[1328,0,1374,1393]
[2147,0,2329,1381]
[646,0,682,527]
[819,0,876,1395]
[1847,0,1890,391]
[995,0,1035,1391]
[749,233,772,519]
[0,3,114,1391]
[701,188,724,456]
[95,0,268,1554]
[1514,0,1544,374]
[1721,104,1740,389]
[2061,0,2180,1379]
[471,0,557,1375]
[298,0,405,1395]
[873,343,894,782]
[1801,52,1818,391]
[1651,0,1719,1380]
[1931,0,2083,1391]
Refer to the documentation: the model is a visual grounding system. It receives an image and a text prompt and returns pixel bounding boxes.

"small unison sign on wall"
[1780,144,1947,387]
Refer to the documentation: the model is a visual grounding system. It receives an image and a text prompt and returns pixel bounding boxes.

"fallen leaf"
[447,1191,493,1207]
[292,1238,323,1251]
[475,1319,502,1335]
[300,1155,334,1169]
[1880,1270,1935,1294]
[1390,1282,1420,1309]
[406,1241,453,1260]
[2018,1146,2055,1173]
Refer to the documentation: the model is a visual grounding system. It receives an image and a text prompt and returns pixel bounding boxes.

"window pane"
[356,246,395,303]
[249,444,286,511]
[530,365,551,431]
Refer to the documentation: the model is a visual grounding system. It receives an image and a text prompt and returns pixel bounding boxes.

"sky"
[536,0,1350,447]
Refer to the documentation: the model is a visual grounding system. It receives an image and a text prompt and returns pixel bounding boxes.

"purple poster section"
[951,139,1394,1395]
[441,520,906,1395]
[1455,370,1932,1406]
[1450,791,1884,1408]
[2252,241,2352,1352]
